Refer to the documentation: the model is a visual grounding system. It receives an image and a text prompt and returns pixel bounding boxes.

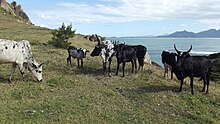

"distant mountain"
[159,29,220,38]
[195,29,220,38]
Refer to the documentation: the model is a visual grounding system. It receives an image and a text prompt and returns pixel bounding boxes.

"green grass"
[0,7,220,123]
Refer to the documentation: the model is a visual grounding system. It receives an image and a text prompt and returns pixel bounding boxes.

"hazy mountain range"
[158,29,220,38]
[112,29,220,38]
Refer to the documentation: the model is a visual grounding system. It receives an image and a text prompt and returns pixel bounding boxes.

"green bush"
[48,23,76,48]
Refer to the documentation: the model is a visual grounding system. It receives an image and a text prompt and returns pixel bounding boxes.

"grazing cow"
[114,44,137,77]
[131,45,147,71]
[0,39,43,82]
[174,44,212,95]
[67,46,89,68]
[161,50,177,79]
[90,35,115,76]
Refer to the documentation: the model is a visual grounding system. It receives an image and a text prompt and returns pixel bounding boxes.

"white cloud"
[31,0,220,28]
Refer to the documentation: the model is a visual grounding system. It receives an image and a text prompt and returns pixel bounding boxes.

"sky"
[7,0,220,37]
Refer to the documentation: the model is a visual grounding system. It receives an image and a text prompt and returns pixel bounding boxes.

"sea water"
[107,38,220,66]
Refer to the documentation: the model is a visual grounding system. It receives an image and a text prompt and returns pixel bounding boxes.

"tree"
[48,23,76,48]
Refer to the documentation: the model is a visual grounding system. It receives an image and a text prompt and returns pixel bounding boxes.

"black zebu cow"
[174,44,212,95]
[114,44,137,77]
[131,45,147,71]
[67,46,89,68]
[161,50,177,79]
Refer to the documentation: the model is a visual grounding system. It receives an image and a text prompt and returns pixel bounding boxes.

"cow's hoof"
[200,90,205,92]
[203,92,208,95]
[178,89,182,92]
[8,78,12,83]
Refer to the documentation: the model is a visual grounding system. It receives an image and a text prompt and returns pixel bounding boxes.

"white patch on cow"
[144,51,152,64]
[0,39,43,82]
[99,40,115,63]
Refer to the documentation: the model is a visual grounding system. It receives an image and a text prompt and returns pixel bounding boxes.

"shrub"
[48,23,76,48]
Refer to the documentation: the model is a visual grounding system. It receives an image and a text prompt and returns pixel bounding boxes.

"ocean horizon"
[107,38,220,66]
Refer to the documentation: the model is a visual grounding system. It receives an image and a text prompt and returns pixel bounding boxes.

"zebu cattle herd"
[0,37,216,95]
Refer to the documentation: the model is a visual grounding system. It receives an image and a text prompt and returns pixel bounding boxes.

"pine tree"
[48,23,76,48]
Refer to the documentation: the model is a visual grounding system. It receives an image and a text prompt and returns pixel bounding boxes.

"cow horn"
[32,63,38,69]
[95,34,101,43]
[186,45,192,53]
[174,44,181,54]
[38,63,44,67]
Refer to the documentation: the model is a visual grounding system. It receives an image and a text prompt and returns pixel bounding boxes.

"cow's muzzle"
[38,79,42,82]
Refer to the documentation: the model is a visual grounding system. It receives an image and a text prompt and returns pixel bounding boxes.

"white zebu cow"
[100,40,115,65]
[0,39,43,82]
[90,40,115,76]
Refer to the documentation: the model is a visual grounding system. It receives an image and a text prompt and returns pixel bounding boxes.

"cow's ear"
[86,50,90,52]
[38,63,44,68]
[32,63,38,69]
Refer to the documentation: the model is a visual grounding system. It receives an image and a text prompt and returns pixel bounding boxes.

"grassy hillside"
[0,7,220,123]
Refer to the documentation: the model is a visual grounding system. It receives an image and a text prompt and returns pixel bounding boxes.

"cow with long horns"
[173,44,212,95]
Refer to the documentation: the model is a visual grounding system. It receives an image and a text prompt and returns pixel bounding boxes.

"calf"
[174,44,212,95]
[161,50,177,79]
[0,39,43,82]
[114,44,137,77]
[90,35,115,76]
[67,46,89,68]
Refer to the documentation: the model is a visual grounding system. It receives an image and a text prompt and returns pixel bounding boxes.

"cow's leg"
[108,58,112,77]
[77,59,80,67]
[134,59,137,72]
[115,61,120,76]
[81,59,83,68]
[140,59,144,71]
[138,59,144,71]
[171,70,173,79]
[137,59,141,71]
[201,76,206,92]
[179,79,184,92]
[131,61,134,73]
[103,61,107,71]
[18,64,25,81]
[163,65,166,78]
[67,56,71,65]
[206,75,210,94]
[190,76,194,95]
[8,63,17,83]
[122,62,125,77]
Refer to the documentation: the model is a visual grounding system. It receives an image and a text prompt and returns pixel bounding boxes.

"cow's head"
[90,42,103,57]
[90,34,104,57]
[29,62,43,82]
[174,44,192,58]
[78,48,90,58]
